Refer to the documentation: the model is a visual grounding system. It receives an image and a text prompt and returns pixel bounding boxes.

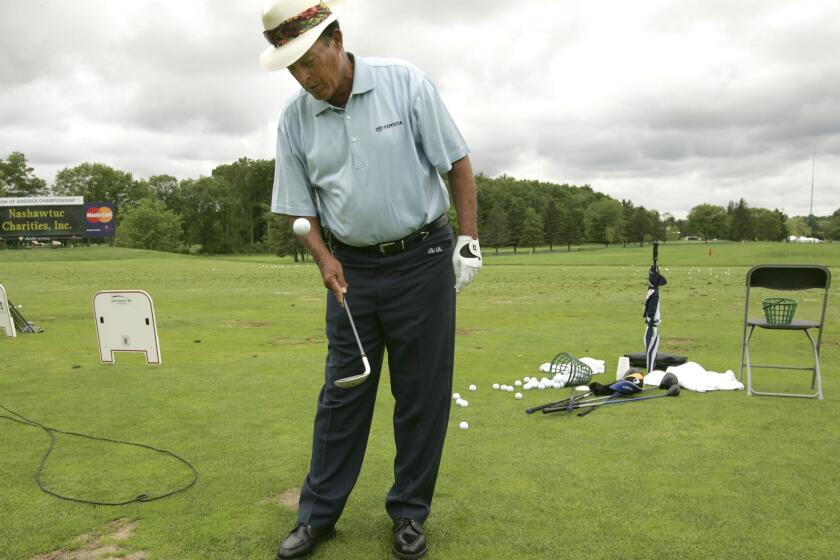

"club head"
[659,372,679,390]
[665,384,680,397]
[610,379,642,395]
[334,356,371,388]
[333,298,371,389]
[590,382,612,396]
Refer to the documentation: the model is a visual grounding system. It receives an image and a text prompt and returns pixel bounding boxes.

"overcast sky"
[1,0,838,217]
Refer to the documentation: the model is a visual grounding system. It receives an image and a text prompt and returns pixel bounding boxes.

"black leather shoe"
[276,522,336,559]
[392,517,427,559]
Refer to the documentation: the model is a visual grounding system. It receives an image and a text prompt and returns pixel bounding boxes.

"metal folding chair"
[738,265,830,399]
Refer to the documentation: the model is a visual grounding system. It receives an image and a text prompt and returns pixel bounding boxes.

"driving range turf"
[2,242,839,559]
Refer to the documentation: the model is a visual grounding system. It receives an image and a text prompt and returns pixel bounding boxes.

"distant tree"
[661,212,680,241]
[145,175,181,209]
[542,199,562,250]
[628,205,653,246]
[519,207,544,253]
[483,203,509,255]
[264,211,307,261]
[506,198,527,254]
[785,216,811,238]
[585,198,624,247]
[116,199,183,251]
[750,208,787,241]
[686,204,729,242]
[728,198,753,241]
[53,162,149,211]
[176,175,241,254]
[648,209,665,242]
[825,209,840,241]
[0,151,48,197]
[620,199,635,246]
[559,207,583,251]
[212,158,274,247]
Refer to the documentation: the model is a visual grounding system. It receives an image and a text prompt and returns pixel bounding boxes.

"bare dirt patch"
[262,487,301,511]
[31,518,145,560]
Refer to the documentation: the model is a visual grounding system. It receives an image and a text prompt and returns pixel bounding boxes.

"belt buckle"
[378,240,405,255]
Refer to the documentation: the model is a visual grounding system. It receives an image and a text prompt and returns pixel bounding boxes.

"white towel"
[644,362,744,392]
[539,357,604,375]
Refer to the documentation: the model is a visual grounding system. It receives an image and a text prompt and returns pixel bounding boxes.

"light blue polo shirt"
[270,55,470,246]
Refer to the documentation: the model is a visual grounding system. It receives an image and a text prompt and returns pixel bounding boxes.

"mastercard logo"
[86,207,114,223]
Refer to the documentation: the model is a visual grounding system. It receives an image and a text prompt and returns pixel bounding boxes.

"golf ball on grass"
[469,384,477,391]
[459,421,469,430]
[452,393,461,400]
[515,392,523,400]
[293,217,311,235]
[492,383,500,390]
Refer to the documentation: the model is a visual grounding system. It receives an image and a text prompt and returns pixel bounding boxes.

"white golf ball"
[469,384,477,392]
[460,400,469,408]
[492,383,500,390]
[514,380,522,387]
[515,392,523,400]
[452,393,461,400]
[293,217,311,235]
[459,421,469,430]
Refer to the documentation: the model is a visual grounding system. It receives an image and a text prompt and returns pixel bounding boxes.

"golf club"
[575,377,643,416]
[524,380,621,415]
[333,298,371,389]
[540,373,678,415]
[573,383,680,411]
[539,379,641,415]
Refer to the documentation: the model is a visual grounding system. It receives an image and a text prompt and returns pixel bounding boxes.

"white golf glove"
[453,235,482,292]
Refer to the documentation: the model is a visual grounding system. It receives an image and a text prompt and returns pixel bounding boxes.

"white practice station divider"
[93,290,161,365]
[0,284,16,338]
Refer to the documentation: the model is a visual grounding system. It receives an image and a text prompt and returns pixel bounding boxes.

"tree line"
[2,150,839,256]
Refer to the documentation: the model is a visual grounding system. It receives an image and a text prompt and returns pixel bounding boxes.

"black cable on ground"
[0,403,198,506]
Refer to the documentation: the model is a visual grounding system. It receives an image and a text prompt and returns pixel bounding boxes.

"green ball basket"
[762,297,798,325]
[548,352,593,386]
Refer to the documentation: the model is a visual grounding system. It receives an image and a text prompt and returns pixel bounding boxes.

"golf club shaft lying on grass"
[572,383,680,411]
[541,373,680,414]
[333,298,371,389]
[525,382,614,415]
[575,372,677,417]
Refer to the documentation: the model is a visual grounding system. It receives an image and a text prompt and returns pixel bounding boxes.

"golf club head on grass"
[333,298,372,389]
[658,372,679,390]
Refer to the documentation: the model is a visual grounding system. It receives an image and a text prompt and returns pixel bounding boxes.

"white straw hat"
[260,0,346,71]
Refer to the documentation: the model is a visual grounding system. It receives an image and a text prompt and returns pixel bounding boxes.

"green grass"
[1,242,839,559]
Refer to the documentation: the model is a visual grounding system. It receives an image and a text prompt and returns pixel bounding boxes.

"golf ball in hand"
[293,217,311,235]
[459,421,469,430]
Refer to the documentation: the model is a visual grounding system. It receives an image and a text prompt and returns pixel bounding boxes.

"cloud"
[1,0,839,216]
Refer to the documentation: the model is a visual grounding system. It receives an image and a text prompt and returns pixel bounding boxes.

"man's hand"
[317,252,348,304]
[453,235,482,293]
[287,215,348,303]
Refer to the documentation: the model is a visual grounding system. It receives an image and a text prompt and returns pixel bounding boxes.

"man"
[260,1,482,558]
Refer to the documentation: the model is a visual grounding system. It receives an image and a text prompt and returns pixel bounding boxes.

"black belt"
[331,214,449,256]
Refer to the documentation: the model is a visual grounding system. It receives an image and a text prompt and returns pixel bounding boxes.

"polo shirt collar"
[312,53,375,115]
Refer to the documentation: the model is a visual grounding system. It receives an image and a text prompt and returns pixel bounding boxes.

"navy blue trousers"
[297,226,456,528]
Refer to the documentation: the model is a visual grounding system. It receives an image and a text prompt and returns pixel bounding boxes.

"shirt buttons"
[352,137,358,142]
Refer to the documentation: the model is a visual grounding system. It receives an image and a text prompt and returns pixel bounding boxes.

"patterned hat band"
[263,2,333,48]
